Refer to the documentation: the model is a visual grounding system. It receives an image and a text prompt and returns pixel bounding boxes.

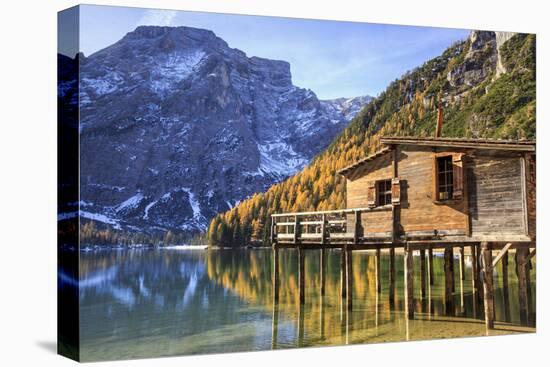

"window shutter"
[367,181,376,208]
[391,178,401,205]
[452,153,464,200]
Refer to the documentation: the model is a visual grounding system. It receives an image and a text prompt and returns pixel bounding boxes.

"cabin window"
[436,156,453,200]
[377,180,392,206]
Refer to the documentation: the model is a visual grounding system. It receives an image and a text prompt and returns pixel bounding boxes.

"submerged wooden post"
[273,245,280,303]
[516,248,529,324]
[346,246,353,311]
[470,244,479,302]
[298,246,305,305]
[404,244,414,319]
[420,249,427,299]
[444,247,454,315]
[502,251,511,322]
[389,247,396,305]
[481,243,494,330]
[320,248,326,297]
[428,248,434,285]
[340,247,347,298]
[375,248,382,294]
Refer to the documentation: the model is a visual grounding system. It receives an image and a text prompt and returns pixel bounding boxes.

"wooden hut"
[270,136,536,329]
[338,136,536,243]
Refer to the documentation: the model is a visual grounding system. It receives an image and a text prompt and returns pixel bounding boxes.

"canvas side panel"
[57,5,80,362]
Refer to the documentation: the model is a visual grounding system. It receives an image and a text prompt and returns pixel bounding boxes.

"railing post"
[270,216,276,245]
[321,214,327,245]
[294,215,301,244]
[353,210,361,244]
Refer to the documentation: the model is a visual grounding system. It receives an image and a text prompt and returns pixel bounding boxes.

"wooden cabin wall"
[346,153,393,235]
[467,155,526,236]
[525,154,536,239]
[398,147,467,234]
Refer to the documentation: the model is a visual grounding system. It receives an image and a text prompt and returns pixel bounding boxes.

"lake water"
[76,248,535,361]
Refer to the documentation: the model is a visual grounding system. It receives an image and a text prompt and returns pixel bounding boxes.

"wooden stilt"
[444,247,454,315]
[375,248,381,294]
[340,248,346,298]
[298,247,305,305]
[502,251,511,322]
[320,249,326,297]
[459,245,465,314]
[470,244,478,297]
[450,247,455,293]
[389,247,396,306]
[404,244,414,319]
[273,246,280,303]
[459,245,465,281]
[420,249,427,299]
[346,247,353,311]
[481,243,494,330]
[476,244,484,303]
[428,248,434,285]
[516,248,529,324]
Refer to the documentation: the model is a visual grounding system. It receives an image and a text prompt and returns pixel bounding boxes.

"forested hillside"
[207,31,536,247]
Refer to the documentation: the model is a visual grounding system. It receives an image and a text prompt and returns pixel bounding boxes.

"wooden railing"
[271,207,375,245]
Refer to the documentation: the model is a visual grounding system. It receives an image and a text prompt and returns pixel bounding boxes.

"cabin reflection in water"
[271,136,536,332]
[205,249,535,348]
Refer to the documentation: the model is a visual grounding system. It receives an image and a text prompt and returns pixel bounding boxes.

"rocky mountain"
[321,95,373,122]
[58,26,371,236]
[209,30,536,246]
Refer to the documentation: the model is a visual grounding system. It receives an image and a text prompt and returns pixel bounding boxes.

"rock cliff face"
[59,26,370,234]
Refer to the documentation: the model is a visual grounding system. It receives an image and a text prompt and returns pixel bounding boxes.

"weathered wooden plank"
[481,244,495,330]
[492,243,512,268]
[459,245,465,281]
[444,247,454,315]
[502,251,511,322]
[471,244,478,301]
[404,245,414,319]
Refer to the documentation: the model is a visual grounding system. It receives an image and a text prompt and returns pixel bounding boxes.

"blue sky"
[74,4,469,99]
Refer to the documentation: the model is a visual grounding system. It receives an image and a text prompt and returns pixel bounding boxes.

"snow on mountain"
[62,26,372,234]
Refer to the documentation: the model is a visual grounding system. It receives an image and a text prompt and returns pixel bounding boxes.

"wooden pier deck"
[270,208,536,331]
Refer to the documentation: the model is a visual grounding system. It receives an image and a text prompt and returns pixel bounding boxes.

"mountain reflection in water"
[73,248,535,361]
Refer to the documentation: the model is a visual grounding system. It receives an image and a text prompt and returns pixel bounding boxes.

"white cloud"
[137,9,178,27]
